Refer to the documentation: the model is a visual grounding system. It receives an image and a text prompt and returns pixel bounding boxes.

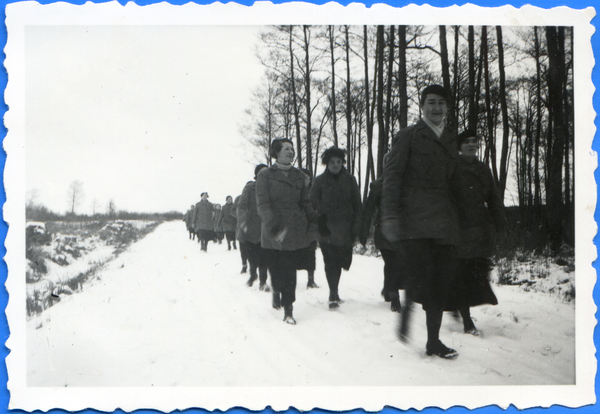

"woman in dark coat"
[234,195,248,274]
[193,192,215,252]
[220,196,238,251]
[452,130,507,335]
[360,178,407,313]
[310,147,362,309]
[381,84,460,359]
[256,139,316,324]
[238,164,270,291]
[213,204,224,244]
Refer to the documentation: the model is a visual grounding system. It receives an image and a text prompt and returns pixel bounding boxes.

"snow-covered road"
[27,221,575,386]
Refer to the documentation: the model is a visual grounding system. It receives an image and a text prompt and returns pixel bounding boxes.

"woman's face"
[460,137,479,158]
[421,93,447,126]
[277,142,295,165]
[327,157,344,175]
[226,197,233,204]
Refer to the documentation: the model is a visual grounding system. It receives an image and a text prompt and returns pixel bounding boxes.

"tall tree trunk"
[482,26,498,181]
[468,26,477,131]
[302,26,313,176]
[376,26,386,178]
[288,25,303,169]
[363,26,375,191]
[546,26,566,252]
[534,27,542,210]
[439,25,456,135]
[385,26,395,143]
[398,25,408,130]
[496,26,510,199]
[345,26,352,170]
[328,25,339,148]
[453,26,460,129]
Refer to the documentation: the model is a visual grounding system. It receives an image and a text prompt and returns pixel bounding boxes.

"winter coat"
[213,209,223,232]
[234,195,243,240]
[381,119,459,244]
[220,203,237,233]
[193,199,215,232]
[237,181,262,244]
[184,208,195,230]
[453,157,507,258]
[255,164,316,251]
[360,179,396,251]
[310,167,362,247]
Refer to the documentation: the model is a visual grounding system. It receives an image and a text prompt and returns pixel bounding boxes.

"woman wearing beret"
[310,147,362,309]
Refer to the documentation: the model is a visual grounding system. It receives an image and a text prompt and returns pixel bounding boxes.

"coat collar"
[269,164,304,186]
[416,119,457,156]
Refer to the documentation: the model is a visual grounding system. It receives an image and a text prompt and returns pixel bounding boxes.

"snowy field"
[27,221,575,387]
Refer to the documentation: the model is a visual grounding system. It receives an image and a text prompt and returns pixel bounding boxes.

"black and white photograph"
[4,1,596,411]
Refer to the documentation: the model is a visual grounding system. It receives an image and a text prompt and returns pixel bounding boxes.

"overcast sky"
[26,25,265,214]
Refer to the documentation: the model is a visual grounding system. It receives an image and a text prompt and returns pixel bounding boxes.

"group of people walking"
[184,83,507,360]
[183,193,237,252]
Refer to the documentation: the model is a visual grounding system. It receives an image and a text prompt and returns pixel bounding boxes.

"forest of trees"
[241,25,574,253]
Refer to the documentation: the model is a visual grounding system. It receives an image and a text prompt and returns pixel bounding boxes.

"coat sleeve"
[380,129,412,241]
[237,183,252,231]
[255,170,278,232]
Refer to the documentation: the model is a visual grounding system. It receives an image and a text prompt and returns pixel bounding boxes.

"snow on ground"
[26,221,575,387]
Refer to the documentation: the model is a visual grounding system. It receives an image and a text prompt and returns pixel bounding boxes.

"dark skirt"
[319,243,353,271]
[451,258,498,308]
[295,241,317,271]
[401,239,458,311]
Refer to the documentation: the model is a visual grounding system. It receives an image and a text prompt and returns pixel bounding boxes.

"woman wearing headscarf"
[310,147,362,309]
[381,84,460,359]
[452,130,507,335]
[256,139,316,324]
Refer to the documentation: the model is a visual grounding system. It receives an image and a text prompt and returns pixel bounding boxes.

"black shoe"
[240,265,247,274]
[307,278,319,289]
[283,306,296,325]
[426,340,458,359]
[328,301,339,310]
[246,277,256,287]
[272,291,281,310]
[259,283,270,292]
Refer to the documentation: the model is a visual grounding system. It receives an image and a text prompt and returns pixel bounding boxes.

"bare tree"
[91,199,101,216]
[67,180,84,215]
[107,199,117,218]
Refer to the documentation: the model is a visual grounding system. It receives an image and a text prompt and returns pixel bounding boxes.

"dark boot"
[259,282,271,292]
[390,291,402,313]
[328,291,340,309]
[460,307,480,336]
[272,291,281,310]
[233,241,237,250]
[307,271,319,289]
[240,265,247,274]
[246,275,257,287]
[283,306,296,325]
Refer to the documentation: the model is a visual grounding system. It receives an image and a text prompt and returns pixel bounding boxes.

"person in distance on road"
[256,139,317,325]
[193,192,215,252]
[234,195,248,274]
[220,196,238,251]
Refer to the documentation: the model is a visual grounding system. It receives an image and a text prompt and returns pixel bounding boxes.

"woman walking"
[238,164,270,291]
[310,147,362,309]
[193,192,215,252]
[220,196,238,251]
[381,84,460,359]
[452,130,507,335]
[256,139,316,324]
[213,204,224,244]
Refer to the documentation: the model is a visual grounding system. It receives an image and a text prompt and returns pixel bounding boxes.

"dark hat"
[201,192,208,197]
[254,163,268,178]
[420,84,447,106]
[457,129,479,149]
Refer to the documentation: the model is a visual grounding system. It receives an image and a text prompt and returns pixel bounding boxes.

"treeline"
[242,25,573,252]
[26,203,182,223]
